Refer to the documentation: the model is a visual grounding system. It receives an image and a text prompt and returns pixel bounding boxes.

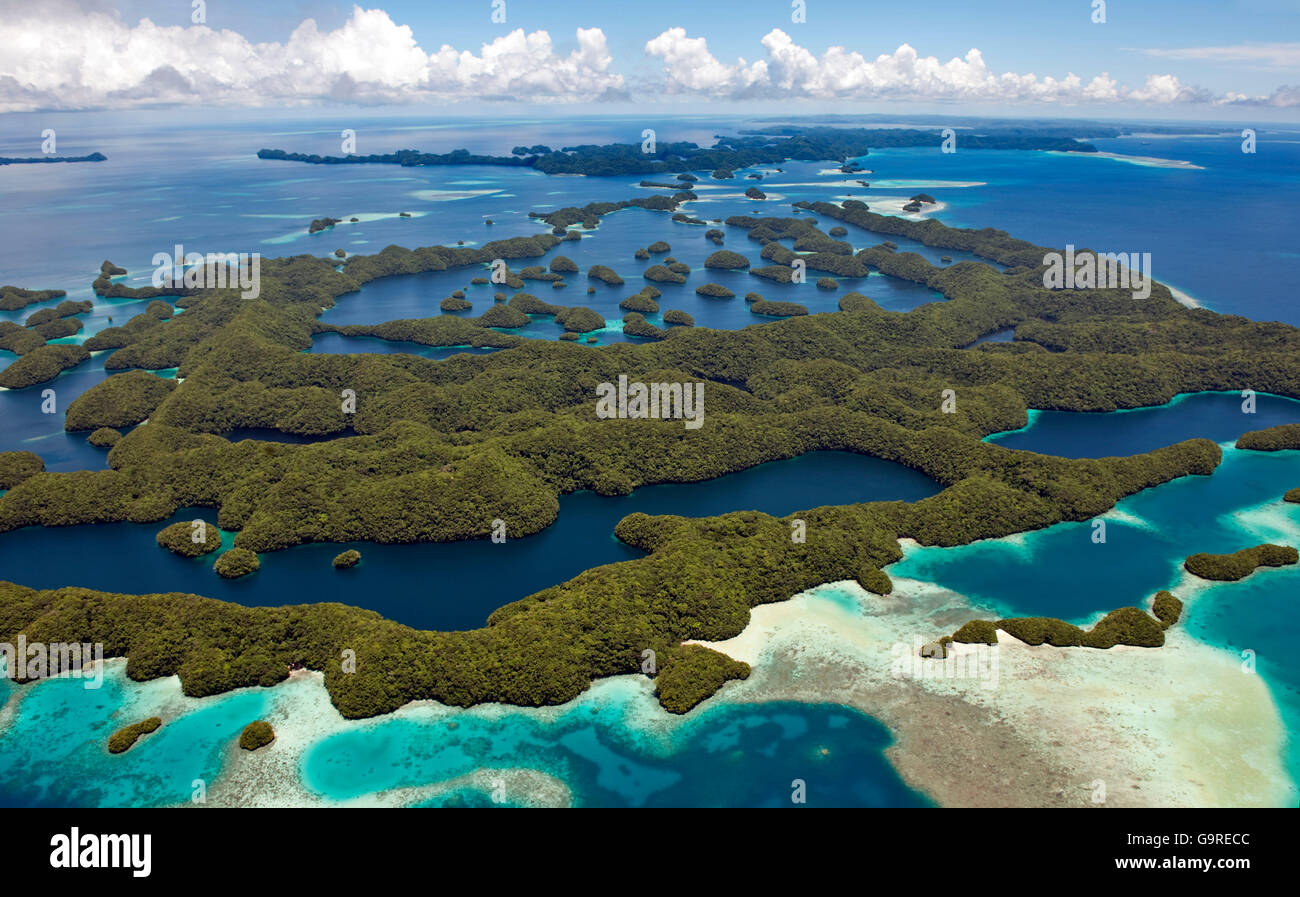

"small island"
[107,717,161,754]
[1184,544,1298,581]
[215,548,261,579]
[695,283,735,299]
[239,720,276,751]
[0,152,106,166]
[157,520,222,557]
[333,549,362,569]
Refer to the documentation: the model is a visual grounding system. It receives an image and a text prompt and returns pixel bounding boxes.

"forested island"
[0,152,106,165]
[1,196,1298,719]
[257,126,1094,177]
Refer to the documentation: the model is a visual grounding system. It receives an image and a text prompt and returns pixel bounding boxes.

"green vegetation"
[239,720,276,750]
[309,217,341,234]
[653,645,750,714]
[1184,544,1298,581]
[65,370,177,431]
[0,152,107,165]
[586,265,624,285]
[107,717,161,754]
[750,299,808,317]
[663,310,694,327]
[333,549,362,569]
[1083,606,1166,648]
[0,287,67,312]
[643,264,686,284]
[0,452,43,489]
[621,313,666,340]
[260,129,1096,179]
[745,187,766,200]
[25,300,92,327]
[0,344,89,389]
[995,616,1085,647]
[859,568,893,595]
[215,548,260,579]
[951,619,998,645]
[1151,590,1183,628]
[619,289,660,313]
[477,304,531,329]
[992,608,1165,648]
[554,306,605,333]
[647,241,671,254]
[88,427,122,448]
[550,256,578,274]
[440,296,472,312]
[508,292,563,316]
[1285,488,1300,503]
[1236,423,1300,451]
[695,283,735,299]
[816,278,838,291]
[2,203,1296,718]
[157,520,223,557]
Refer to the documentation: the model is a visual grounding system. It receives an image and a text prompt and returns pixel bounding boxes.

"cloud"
[644,27,1262,106]
[1134,43,1300,68]
[1215,85,1300,108]
[0,1,625,112]
[0,2,1290,112]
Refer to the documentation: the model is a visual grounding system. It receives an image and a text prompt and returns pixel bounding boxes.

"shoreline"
[692,579,1294,807]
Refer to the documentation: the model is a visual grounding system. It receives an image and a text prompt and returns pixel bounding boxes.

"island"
[107,717,161,754]
[0,201,1294,723]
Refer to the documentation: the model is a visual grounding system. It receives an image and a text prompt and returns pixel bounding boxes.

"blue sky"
[3,0,1297,116]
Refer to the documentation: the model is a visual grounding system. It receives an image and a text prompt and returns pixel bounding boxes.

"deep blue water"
[0,450,939,631]
[987,391,1300,458]
[2,114,1298,808]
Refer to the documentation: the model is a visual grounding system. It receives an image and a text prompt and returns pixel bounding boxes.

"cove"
[986,391,1300,458]
[303,696,930,808]
[0,668,268,808]
[0,450,939,631]
[890,443,1300,622]
[890,443,1300,799]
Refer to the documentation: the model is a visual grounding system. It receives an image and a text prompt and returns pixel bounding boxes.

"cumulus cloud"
[0,1,625,111]
[1215,84,1300,108]
[644,27,1261,106]
[1,2,1290,111]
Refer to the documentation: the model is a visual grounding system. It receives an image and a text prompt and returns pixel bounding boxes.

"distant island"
[0,152,106,165]
[258,126,1096,177]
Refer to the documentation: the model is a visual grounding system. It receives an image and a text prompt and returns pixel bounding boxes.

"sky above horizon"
[2,0,1298,119]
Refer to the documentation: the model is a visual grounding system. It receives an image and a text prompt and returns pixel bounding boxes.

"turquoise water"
[892,443,1300,621]
[0,669,267,807]
[891,440,1300,798]
[302,694,928,808]
[0,665,926,808]
[2,117,1298,807]
[5,405,1294,806]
